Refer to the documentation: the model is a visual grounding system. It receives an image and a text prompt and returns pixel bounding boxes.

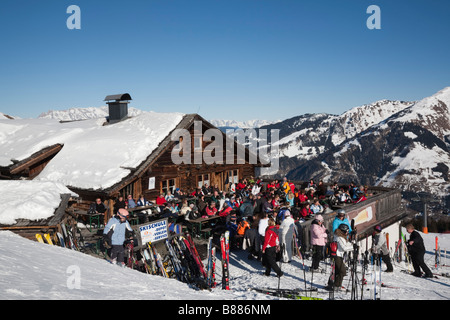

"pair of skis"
[220,231,230,290]
[348,220,359,300]
[36,231,68,248]
[36,233,54,245]
[206,237,217,289]
[164,234,210,289]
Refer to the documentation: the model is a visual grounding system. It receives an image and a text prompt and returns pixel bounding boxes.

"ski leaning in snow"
[43,233,54,245]
[56,232,65,248]
[348,219,359,300]
[220,231,230,290]
[35,234,45,244]
[206,237,216,289]
[435,236,440,269]
[165,238,186,282]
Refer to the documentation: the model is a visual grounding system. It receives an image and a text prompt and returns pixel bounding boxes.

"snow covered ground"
[1,229,449,301]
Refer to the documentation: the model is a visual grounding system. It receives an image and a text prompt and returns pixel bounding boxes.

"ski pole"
[379,255,382,300]
[277,243,285,295]
[294,233,307,294]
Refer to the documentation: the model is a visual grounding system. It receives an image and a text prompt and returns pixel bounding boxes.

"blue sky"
[1,0,449,121]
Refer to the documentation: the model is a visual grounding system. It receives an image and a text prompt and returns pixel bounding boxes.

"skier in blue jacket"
[103,208,134,266]
[332,209,352,233]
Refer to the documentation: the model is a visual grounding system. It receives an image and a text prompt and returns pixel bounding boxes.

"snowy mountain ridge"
[38,106,144,121]
[280,87,450,211]
[37,107,279,130]
[209,119,281,129]
[262,99,414,164]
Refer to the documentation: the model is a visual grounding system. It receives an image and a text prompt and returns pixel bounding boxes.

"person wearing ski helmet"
[103,208,134,266]
[332,209,352,233]
[371,225,393,272]
[310,214,328,270]
[333,223,354,290]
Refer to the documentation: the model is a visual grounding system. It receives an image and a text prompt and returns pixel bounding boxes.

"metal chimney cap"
[104,93,132,102]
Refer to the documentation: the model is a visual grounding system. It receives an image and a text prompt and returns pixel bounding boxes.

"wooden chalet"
[0,98,266,224]
[71,113,265,219]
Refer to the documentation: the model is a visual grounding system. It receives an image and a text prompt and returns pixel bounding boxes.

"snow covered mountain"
[37,108,279,130]
[278,87,450,212]
[38,106,143,121]
[260,99,414,173]
[209,119,281,130]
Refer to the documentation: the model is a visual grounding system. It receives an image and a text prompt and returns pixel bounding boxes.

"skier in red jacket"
[262,218,283,277]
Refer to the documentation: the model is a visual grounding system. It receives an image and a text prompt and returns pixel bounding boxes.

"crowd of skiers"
[97,175,434,286]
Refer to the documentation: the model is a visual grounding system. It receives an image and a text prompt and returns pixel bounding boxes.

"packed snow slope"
[1,230,449,300]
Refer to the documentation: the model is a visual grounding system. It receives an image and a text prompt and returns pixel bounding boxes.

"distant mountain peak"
[208,119,281,129]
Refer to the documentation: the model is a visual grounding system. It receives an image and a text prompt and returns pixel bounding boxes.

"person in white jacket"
[279,210,295,262]
[371,225,393,272]
[333,223,354,290]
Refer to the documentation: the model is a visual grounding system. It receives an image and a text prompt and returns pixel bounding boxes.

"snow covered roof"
[0,180,76,225]
[0,111,185,190]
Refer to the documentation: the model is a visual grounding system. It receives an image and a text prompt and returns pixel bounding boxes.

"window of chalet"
[194,135,202,151]
[197,174,210,188]
[228,169,239,184]
[161,179,176,195]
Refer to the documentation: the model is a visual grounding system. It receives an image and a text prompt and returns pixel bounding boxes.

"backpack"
[277,208,290,223]
[88,203,97,215]
[330,241,338,257]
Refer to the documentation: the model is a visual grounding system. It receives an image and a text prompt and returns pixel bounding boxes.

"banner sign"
[139,218,168,244]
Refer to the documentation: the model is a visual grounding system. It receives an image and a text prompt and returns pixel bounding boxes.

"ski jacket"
[279,216,295,240]
[372,232,389,256]
[282,181,290,194]
[407,230,426,256]
[310,222,328,246]
[218,206,232,217]
[310,203,323,214]
[262,226,280,252]
[156,196,166,205]
[277,207,291,223]
[332,217,352,233]
[103,216,133,246]
[333,230,354,258]
[236,220,250,236]
[258,218,269,237]
[137,198,151,207]
[205,206,218,217]
[299,207,312,218]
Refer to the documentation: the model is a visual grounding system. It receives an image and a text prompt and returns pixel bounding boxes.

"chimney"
[104,93,132,124]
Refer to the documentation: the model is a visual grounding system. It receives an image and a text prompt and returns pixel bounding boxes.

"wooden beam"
[10,144,63,175]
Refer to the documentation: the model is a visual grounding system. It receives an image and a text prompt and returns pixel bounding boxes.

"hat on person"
[118,208,129,219]
[374,225,382,232]
[315,214,324,222]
